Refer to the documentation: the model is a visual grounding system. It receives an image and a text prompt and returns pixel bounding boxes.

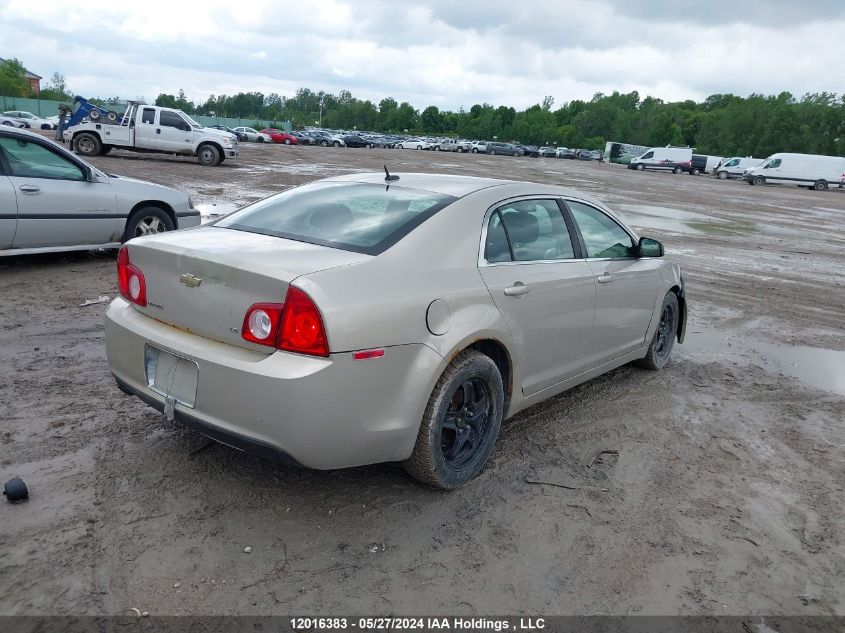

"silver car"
[0,127,200,255]
[105,172,687,487]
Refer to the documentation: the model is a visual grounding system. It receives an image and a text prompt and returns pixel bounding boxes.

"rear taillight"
[241,303,284,346]
[117,246,147,306]
[241,287,329,357]
[279,287,329,357]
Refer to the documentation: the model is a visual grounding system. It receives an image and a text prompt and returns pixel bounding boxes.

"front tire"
[717,171,728,180]
[752,175,765,186]
[124,206,174,241]
[333,141,341,147]
[75,132,102,156]
[284,139,291,145]
[257,137,265,143]
[636,163,645,171]
[636,292,678,370]
[404,350,504,489]
[471,148,478,153]
[197,143,221,166]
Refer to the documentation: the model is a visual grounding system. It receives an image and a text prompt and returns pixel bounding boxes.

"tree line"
[2,58,842,157]
[156,88,845,157]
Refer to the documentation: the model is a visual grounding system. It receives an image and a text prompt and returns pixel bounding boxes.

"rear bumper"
[105,299,444,469]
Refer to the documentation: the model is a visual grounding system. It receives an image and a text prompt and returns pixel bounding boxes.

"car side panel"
[0,175,17,248]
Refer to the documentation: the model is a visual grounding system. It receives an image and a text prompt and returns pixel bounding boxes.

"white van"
[628,147,693,173]
[743,153,845,191]
[714,157,764,179]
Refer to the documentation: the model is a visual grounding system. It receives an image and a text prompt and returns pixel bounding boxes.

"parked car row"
[2,110,57,129]
[626,144,845,191]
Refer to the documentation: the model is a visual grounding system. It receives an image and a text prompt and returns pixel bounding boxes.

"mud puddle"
[680,329,845,396]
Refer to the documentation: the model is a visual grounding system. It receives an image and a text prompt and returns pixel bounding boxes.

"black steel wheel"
[404,350,504,488]
[637,291,678,370]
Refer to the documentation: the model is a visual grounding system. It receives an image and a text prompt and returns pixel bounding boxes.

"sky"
[1,0,843,111]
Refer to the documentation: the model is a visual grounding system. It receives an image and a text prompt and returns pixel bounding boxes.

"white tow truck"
[64,103,239,166]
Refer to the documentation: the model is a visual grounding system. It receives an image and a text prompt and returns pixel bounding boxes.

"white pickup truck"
[64,104,239,166]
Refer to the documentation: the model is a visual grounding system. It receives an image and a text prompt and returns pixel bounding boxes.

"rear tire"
[333,141,341,147]
[75,132,102,156]
[813,180,828,191]
[403,350,504,489]
[197,143,221,166]
[636,292,679,370]
[691,168,701,176]
[672,166,683,174]
[124,206,174,241]
[471,148,478,153]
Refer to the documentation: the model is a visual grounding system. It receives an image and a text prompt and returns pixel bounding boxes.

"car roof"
[322,172,594,201]
[0,126,53,142]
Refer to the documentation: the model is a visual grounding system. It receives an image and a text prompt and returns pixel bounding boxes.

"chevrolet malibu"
[105,172,687,488]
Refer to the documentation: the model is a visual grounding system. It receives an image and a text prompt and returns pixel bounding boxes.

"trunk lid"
[126,226,370,350]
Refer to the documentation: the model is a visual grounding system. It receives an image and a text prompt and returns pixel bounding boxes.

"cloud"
[1,0,842,111]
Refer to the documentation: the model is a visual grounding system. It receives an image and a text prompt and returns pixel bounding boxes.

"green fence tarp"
[1,95,290,130]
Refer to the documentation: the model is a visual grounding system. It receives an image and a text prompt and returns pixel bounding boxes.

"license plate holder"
[144,345,199,408]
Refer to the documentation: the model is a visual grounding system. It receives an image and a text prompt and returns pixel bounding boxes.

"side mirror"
[85,167,96,182]
[638,237,664,257]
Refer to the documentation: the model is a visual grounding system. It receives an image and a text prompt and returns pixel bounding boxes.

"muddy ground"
[1,142,844,617]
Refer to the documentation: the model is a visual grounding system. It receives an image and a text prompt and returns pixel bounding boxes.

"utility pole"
[319,95,325,128]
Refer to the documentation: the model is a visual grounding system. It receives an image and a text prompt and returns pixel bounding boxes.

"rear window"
[215,182,457,255]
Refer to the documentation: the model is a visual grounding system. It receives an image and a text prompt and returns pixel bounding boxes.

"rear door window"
[484,199,576,262]
[216,182,456,255]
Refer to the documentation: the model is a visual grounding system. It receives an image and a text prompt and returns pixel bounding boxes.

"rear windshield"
[215,182,457,255]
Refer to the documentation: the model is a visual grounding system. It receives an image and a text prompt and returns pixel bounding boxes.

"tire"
[75,132,102,156]
[197,143,221,167]
[416,145,422,150]
[2,121,13,126]
[365,143,372,149]
[636,292,679,370]
[672,166,683,174]
[321,140,328,147]
[813,180,828,191]
[124,206,174,241]
[471,148,478,153]
[513,151,518,156]
[333,141,341,147]
[489,149,496,156]
[457,147,464,153]
[88,109,100,121]
[284,139,291,145]
[257,137,265,143]
[403,350,504,488]
[41,123,51,130]
[717,171,728,180]
[752,175,765,186]
[106,111,118,122]
[691,168,701,176]
[101,145,112,155]
[636,163,645,171]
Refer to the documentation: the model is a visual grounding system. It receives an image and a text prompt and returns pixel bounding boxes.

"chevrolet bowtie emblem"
[179,273,203,288]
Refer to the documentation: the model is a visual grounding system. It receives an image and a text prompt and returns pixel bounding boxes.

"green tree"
[0,58,29,96]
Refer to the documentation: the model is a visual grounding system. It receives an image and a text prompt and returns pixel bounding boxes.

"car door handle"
[156,129,161,134]
[597,273,614,284]
[504,283,530,297]
[18,184,40,194]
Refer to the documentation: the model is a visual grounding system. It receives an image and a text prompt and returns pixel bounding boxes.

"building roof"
[0,58,41,80]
